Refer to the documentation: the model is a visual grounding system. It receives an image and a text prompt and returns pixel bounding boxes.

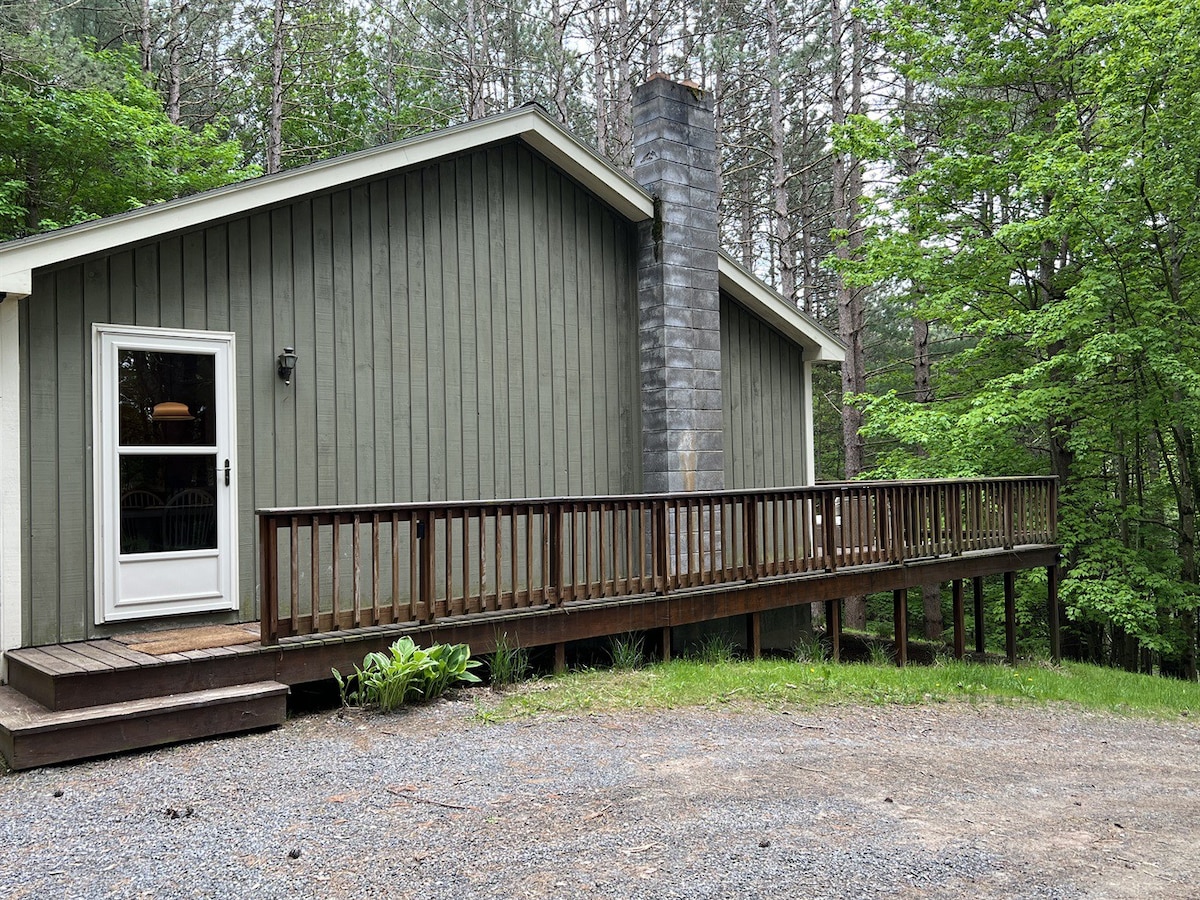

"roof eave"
[717,253,846,363]
[0,105,654,296]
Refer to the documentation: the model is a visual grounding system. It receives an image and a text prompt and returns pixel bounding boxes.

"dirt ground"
[297,695,1200,898]
[2,695,1198,899]
[718,701,1200,898]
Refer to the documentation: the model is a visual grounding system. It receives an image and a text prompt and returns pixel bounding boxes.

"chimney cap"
[642,71,706,101]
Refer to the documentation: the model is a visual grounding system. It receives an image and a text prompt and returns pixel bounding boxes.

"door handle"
[223,458,231,486]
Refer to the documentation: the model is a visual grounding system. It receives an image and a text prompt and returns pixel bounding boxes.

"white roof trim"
[717,253,845,362]
[0,105,654,298]
[0,103,843,365]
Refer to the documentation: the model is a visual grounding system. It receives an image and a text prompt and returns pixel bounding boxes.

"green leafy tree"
[851,0,1200,675]
[0,32,252,240]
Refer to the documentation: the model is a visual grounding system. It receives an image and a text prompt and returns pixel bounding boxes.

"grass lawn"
[476,657,1200,722]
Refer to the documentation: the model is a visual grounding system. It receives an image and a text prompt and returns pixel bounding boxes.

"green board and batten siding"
[720,293,808,489]
[20,142,643,644]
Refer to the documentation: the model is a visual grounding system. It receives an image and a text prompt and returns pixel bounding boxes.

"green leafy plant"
[608,632,646,669]
[333,637,481,712]
[792,632,829,663]
[487,632,530,687]
[867,641,896,667]
[690,633,738,664]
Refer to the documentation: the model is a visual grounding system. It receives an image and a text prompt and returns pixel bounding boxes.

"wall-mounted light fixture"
[277,346,298,385]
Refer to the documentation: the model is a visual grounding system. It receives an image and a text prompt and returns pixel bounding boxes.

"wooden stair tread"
[0,682,289,770]
[0,682,287,733]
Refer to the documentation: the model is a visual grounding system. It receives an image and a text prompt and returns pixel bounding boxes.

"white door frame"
[93,324,239,623]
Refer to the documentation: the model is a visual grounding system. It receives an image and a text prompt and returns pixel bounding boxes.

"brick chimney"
[632,74,724,494]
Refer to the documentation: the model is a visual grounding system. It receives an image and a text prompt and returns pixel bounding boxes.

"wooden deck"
[1,478,1059,770]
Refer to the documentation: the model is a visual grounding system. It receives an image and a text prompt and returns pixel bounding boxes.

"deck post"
[747,611,761,660]
[825,599,841,662]
[1048,563,1061,664]
[554,642,566,674]
[260,515,279,646]
[952,578,965,660]
[893,588,908,667]
[1004,571,1017,664]
[973,575,985,654]
[660,626,672,662]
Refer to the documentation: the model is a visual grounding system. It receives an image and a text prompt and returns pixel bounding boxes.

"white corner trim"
[0,271,31,300]
[802,361,817,486]
[0,107,653,291]
[0,298,22,676]
[717,254,846,363]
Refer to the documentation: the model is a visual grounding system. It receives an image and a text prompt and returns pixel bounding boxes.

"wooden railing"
[258,477,1057,644]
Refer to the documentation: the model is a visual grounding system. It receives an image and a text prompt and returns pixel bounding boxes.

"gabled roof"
[0,103,842,361]
[717,254,845,362]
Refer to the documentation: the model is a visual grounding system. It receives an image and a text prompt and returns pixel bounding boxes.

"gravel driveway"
[1,695,1197,899]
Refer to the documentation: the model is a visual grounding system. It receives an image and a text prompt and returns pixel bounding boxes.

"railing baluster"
[311,519,320,633]
[523,503,533,606]
[371,513,381,626]
[391,512,401,623]
[289,516,300,635]
[352,513,362,628]
[584,502,594,597]
[409,514,420,621]
[476,511,485,614]
[331,515,342,629]
[493,508,501,611]
[547,503,562,605]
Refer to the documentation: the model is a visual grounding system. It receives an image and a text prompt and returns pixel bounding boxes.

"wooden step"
[0,681,288,770]
[6,643,278,711]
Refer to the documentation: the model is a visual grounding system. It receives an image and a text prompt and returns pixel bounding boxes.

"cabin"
[0,76,1058,768]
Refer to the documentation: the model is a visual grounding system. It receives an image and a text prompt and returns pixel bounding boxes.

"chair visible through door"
[164,488,217,551]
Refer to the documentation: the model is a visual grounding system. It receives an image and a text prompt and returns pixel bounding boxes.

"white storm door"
[95,326,238,623]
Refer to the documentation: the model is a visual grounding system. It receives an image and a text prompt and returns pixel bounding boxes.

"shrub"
[690,632,738,664]
[333,637,481,712]
[608,632,646,669]
[487,632,530,687]
[792,631,829,663]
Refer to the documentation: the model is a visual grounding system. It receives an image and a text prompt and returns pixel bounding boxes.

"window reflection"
[119,456,217,553]
[118,350,216,447]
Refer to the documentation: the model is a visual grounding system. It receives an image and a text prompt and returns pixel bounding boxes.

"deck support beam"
[825,599,841,662]
[1004,571,1017,664]
[746,612,761,660]
[952,579,965,660]
[1048,563,1061,664]
[893,589,908,667]
[973,576,985,654]
[659,626,671,663]
[554,641,566,674]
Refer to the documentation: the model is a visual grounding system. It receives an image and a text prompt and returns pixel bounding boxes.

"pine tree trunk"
[140,0,153,73]
[767,1,795,303]
[831,0,868,629]
[166,0,183,125]
[267,0,285,175]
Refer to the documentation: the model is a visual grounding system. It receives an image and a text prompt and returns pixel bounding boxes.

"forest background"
[3,0,1198,678]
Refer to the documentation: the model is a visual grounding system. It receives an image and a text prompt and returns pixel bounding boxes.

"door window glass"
[119,456,218,553]
[118,350,216,446]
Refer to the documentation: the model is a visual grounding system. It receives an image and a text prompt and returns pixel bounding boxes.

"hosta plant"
[333,637,481,712]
